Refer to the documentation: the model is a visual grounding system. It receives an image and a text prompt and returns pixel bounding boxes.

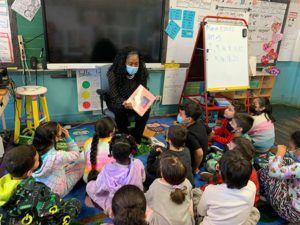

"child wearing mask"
[258,131,300,224]
[248,97,275,153]
[203,113,254,174]
[177,101,208,174]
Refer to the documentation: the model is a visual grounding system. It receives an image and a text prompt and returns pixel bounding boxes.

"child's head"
[33,121,61,154]
[88,117,116,181]
[288,131,300,161]
[230,113,254,134]
[178,101,202,124]
[289,131,300,151]
[224,104,236,119]
[112,184,147,225]
[250,97,275,122]
[109,133,137,164]
[219,150,252,189]
[160,155,187,204]
[4,145,40,178]
[228,137,255,161]
[167,125,187,149]
[224,101,243,119]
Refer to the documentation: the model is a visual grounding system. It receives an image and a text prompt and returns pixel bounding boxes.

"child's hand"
[61,128,70,139]
[276,145,287,157]
[215,163,220,172]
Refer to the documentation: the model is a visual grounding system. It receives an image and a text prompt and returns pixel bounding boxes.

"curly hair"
[108,46,148,87]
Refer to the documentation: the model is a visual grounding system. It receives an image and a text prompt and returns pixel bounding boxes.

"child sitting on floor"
[146,125,194,187]
[0,145,81,224]
[146,155,194,225]
[210,101,242,150]
[32,121,84,197]
[204,113,254,174]
[258,131,300,224]
[195,150,260,225]
[201,137,260,206]
[86,133,145,216]
[248,97,275,153]
[83,117,116,182]
[177,101,208,174]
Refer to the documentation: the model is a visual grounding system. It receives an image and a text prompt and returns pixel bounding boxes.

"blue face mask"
[126,65,138,75]
[177,114,184,124]
[288,151,300,162]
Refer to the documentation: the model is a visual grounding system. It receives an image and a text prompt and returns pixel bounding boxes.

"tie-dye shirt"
[269,155,300,212]
[83,136,115,183]
[248,113,275,152]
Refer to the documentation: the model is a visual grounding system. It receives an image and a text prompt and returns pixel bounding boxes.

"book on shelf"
[126,85,156,117]
[214,98,230,106]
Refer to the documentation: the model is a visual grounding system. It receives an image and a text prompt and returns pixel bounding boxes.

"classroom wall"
[1,9,299,130]
[271,62,300,107]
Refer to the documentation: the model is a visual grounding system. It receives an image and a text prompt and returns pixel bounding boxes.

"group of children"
[0,96,299,225]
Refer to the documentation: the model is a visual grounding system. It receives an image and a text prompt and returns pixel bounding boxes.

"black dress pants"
[113,107,150,144]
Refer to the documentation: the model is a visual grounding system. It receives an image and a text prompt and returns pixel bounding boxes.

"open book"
[126,85,156,116]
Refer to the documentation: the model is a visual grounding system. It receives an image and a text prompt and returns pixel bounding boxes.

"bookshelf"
[221,71,277,108]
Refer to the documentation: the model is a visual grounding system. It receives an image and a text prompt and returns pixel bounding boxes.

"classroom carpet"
[66,117,287,225]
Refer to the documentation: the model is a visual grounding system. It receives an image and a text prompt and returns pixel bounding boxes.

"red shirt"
[211,119,235,145]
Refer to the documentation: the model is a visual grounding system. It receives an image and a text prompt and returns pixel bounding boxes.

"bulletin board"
[164,0,290,66]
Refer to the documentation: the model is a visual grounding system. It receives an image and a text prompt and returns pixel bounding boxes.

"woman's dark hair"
[256,97,276,123]
[109,133,137,164]
[160,155,187,204]
[4,145,37,178]
[32,121,60,155]
[219,150,252,189]
[112,185,147,225]
[88,117,116,181]
[108,46,148,88]
[179,101,202,121]
[231,137,255,161]
[167,125,187,148]
[233,113,254,134]
[291,131,300,148]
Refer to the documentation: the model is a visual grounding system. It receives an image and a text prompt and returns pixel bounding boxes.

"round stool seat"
[15,86,47,96]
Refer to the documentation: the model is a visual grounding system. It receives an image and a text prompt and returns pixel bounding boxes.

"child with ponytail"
[83,117,116,182]
[86,133,145,215]
[145,155,194,225]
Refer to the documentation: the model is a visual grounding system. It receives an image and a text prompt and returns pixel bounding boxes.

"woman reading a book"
[106,46,150,144]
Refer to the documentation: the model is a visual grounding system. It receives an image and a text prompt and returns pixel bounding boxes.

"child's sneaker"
[149,136,166,148]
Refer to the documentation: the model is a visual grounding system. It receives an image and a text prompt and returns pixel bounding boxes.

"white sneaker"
[149,136,166,148]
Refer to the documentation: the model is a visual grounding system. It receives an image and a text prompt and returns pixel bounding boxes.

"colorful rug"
[65,117,286,225]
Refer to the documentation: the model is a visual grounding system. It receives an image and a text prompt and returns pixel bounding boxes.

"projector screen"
[42,0,164,64]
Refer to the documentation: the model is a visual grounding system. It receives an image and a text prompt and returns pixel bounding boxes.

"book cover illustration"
[127,85,156,116]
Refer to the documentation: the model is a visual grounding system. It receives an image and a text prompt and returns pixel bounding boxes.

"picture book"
[126,85,156,116]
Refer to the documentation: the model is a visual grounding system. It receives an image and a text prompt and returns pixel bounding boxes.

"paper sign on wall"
[76,69,102,112]
[0,0,14,63]
[11,0,40,21]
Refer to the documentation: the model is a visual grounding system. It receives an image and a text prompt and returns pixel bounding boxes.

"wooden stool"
[14,86,50,144]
